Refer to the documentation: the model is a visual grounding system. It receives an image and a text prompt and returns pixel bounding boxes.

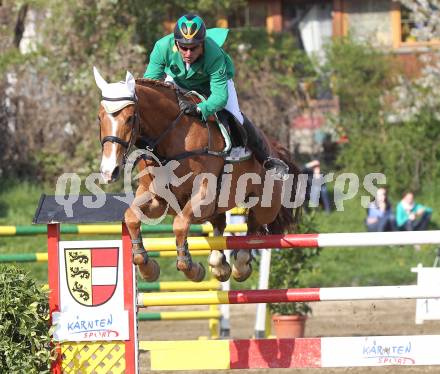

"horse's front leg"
[124,186,163,282]
[208,213,232,282]
[173,212,206,282]
[173,177,218,282]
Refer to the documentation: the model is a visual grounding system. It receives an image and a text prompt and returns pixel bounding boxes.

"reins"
[100,86,227,167]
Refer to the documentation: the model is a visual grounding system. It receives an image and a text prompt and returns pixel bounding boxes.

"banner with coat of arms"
[53,240,130,342]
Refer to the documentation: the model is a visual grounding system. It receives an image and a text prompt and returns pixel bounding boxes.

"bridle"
[100,95,139,165]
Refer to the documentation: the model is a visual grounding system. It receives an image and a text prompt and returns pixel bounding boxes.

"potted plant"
[268,213,321,338]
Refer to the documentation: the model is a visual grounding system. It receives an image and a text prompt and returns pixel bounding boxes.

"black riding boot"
[242,115,289,181]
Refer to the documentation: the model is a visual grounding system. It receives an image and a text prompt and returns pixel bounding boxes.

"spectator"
[396,191,432,231]
[302,160,331,213]
[365,187,396,232]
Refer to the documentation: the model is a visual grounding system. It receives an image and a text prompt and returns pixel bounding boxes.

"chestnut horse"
[94,67,300,282]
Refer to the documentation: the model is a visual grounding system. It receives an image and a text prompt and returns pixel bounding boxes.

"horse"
[94,67,300,283]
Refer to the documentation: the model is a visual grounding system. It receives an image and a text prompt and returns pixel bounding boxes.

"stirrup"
[225,146,252,162]
[263,157,289,181]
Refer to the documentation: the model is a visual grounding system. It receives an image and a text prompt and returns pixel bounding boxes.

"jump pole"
[138,285,440,307]
[135,230,440,251]
[0,223,247,236]
[0,250,211,263]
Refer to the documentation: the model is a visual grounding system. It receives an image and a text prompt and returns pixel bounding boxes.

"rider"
[143,13,289,180]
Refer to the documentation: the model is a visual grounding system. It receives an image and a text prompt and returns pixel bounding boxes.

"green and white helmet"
[174,14,206,45]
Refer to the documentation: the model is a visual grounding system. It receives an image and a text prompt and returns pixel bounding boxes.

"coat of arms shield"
[65,247,119,307]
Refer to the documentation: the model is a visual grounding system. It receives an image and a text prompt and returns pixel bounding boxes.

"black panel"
[33,193,134,224]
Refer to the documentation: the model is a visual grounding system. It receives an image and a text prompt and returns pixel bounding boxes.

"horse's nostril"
[111,166,120,181]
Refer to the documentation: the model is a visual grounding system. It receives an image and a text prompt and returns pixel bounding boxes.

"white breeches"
[165,75,244,125]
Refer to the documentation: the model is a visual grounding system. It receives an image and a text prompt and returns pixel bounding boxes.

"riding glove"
[180,101,201,118]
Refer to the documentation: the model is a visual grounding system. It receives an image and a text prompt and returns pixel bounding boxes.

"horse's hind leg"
[208,213,231,282]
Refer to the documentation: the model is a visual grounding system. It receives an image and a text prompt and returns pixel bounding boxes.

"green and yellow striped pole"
[0,253,48,262]
[0,223,247,236]
[0,250,211,263]
[138,279,220,292]
[138,310,221,321]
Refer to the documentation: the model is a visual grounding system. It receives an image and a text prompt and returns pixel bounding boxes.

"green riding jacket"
[143,28,234,120]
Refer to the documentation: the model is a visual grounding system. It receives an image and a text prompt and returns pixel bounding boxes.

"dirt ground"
[138,299,440,373]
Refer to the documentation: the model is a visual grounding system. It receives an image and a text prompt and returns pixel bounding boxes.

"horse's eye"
[126,116,133,124]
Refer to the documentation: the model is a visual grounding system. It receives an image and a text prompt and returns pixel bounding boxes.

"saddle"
[178,91,252,163]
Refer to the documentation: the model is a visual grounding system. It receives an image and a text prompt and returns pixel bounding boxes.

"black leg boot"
[242,115,289,181]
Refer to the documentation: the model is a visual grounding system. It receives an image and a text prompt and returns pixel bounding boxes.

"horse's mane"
[135,78,179,101]
[136,78,177,90]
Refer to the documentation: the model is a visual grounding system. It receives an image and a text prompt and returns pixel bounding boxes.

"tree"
[324,5,440,194]
[399,0,440,41]
[226,29,316,144]
[0,1,310,181]
[322,36,396,183]
[392,0,440,123]
[386,0,440,191]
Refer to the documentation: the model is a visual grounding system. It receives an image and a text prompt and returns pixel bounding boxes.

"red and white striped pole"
[138,285,440,307]
[225,230,440,249]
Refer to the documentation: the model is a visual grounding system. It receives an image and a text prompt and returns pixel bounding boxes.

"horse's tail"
[266,141,302,234]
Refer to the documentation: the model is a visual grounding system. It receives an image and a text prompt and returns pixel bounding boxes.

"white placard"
[321,335,440,367]
[52,310,129,341]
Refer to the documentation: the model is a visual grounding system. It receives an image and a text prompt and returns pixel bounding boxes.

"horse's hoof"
[138,259,160,282]
[184,262,206,283]
[208,250,224,267]
[234,250,252,265]
[133,253,147,266]
[232,263,252,282]
[176,259,191,272]
[210,262,231,282]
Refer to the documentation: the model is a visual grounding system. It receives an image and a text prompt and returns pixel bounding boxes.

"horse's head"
[94,67,137,183]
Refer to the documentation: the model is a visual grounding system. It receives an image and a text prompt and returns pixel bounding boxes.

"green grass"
[0,179,439,288]
[0,180,48,281]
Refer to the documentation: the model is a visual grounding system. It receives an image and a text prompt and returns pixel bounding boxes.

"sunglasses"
[177,43,200,52]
